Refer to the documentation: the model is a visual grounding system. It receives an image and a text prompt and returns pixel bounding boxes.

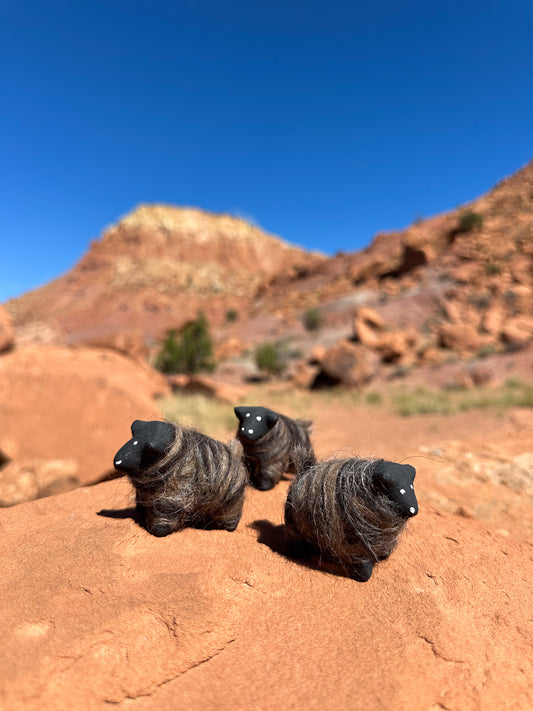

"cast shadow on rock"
[97,506,145,527]
[98,506,242,536]
[250,519,362,581]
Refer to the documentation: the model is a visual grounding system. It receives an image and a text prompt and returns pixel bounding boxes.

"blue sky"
[1,0,532,302]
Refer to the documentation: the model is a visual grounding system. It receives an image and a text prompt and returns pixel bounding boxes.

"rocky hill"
[7,205,324,350]
[6,161,533,378]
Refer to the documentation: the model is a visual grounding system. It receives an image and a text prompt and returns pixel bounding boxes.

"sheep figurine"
[114,419,247,536]
[284,454,418,581]
[234,405,316,490]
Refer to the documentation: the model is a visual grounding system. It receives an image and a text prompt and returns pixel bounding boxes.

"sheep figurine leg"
[114,420,247,536]
[284,456,418,581]
[234,406,316,490]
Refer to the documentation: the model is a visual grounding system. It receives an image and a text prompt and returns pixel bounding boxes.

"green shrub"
[457,211,483,233]
[155,312,215,374]
[476,344,497,359]
[365,391,383,406]
[225,309,239,323]
[302,307,323,332]
[485,263,501,276]
[254,341,287,377]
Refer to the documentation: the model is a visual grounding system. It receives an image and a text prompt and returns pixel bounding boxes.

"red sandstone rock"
[501,316,533,346]
[0,346,165,496]
[0,458,79,507]
[449,262,482,284]
[167,373,246,403]
[316,340,378,387]
[353,317,381,348]
[510,254,532,284]
[0,474,531,710]
[357,306,384,329]
[214,336,250,360]
[290,361,318,389]
[438,323,490,355]
[308,344,326,364]
[0,305,15,353]
[481,303,505,336]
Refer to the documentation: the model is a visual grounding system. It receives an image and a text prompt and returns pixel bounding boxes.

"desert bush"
[254,341,287,377]
[476,344,498,359]
[225,309,239,323]
[485,263,501,276]
[302,307,323,332]
[365,391,383,406]
[468,292,491,311]
[457,211,483,233]
[155,312,215,374]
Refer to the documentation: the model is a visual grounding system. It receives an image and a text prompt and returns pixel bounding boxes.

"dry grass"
[390,380,533,416]
[158,393,237,440]
[158,379,533,439]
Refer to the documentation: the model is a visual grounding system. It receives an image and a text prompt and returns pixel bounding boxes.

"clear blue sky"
[1,0,532,302]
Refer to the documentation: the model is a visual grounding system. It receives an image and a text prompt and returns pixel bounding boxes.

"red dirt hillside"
[6,160,532,378]
[7,205,324,348]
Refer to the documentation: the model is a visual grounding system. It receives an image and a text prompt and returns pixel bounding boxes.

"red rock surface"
[0,376,532,709]
[0,469,531,710]
[0,304,15,352]
[0,346,167,496]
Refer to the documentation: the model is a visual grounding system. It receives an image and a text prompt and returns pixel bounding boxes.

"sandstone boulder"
[0,458,79,507]
[0,346,166,494]
[214,337,250,360]
[449,262,481,285]
[510,254,532,284]
[313,340,378,388]
[167,373,246,403]
[438,323,491,355]
[501,316,533,347]
[290,361,319,389]
[308,344,326,365]
[481,303,505,336]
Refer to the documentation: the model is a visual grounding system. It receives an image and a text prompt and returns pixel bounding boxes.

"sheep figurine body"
[114,420,247,536]
[284,455,418,581]
[234,406,316,490]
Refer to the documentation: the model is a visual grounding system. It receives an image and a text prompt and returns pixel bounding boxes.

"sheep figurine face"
[284,457,418,582]
[114,420,247,537]
[234,406,316,491]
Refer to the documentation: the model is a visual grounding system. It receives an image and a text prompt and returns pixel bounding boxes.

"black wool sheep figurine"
[234,405,316,490]
[284,454,418,581]
[114,419,247,536]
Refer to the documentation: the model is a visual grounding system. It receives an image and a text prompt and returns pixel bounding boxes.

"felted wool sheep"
[234,405,316,490]
[114,419,247,536]
[284,455,418,581]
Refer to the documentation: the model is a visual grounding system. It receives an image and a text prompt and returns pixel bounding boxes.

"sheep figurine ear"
[114,420,175,475]
[234,406,279,442]
[372,461,418,518]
